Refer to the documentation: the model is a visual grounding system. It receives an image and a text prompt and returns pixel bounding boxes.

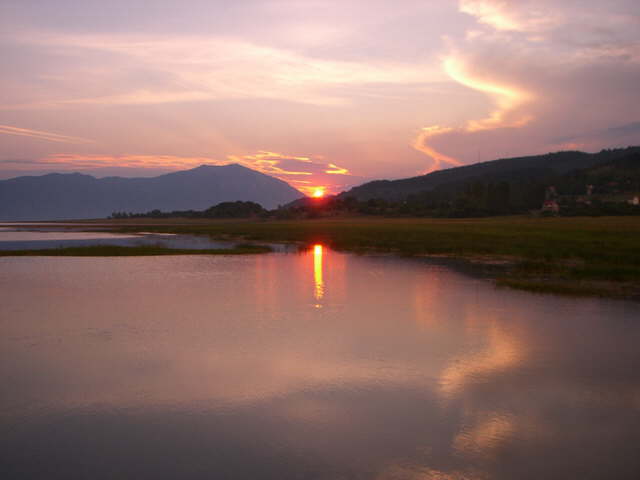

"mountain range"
[3,147,639,221]
[0,164,303,220]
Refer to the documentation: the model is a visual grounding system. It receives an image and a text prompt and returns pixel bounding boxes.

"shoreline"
[2,216,639,300]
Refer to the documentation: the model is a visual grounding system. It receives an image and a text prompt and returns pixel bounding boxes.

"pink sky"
[1,0,639,194]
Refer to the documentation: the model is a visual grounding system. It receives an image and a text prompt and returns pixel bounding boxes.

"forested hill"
[340,147,640,202]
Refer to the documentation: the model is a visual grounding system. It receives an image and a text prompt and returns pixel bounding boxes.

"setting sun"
[312,187,325,198]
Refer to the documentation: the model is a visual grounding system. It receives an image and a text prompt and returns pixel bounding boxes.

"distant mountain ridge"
[0,164,303,220]
[340,147,640,201]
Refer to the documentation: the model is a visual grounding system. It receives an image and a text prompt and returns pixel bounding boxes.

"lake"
[0,225,235,251]
[1,234,640,479]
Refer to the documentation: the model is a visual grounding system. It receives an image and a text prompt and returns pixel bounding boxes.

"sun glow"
[312,187,325,198]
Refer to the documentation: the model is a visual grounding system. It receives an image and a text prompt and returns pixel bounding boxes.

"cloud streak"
[227,151,353,195]
[413,53,533,172]
[0,125,92,144]
[2,33,443,110]
[459,0,562,32]
[443,56,533,132]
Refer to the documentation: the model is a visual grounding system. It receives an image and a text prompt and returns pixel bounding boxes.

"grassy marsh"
[103,216,640,298]
[7,216,639,298]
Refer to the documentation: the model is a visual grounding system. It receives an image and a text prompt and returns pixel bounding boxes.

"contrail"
[0,124,92,144]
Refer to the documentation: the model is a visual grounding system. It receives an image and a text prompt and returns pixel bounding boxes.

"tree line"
[111,201,267,219]
[112,152,640,220]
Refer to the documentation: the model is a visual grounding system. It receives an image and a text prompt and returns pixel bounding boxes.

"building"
[542,199,560,214]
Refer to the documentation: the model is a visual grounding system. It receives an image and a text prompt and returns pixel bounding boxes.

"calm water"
[0,225,294,252]
[1,244,640,479]
[0,225,236,250]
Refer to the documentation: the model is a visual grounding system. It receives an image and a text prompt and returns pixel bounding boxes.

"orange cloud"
[413,55,533,173]
[412,126,462,173]
[228,151,352,196]
[443,56,533,132]
[325,163,349,175]
[228,151,314,177]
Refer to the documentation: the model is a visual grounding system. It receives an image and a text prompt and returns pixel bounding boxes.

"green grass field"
[105,216,640,298]
[107,216,638,264]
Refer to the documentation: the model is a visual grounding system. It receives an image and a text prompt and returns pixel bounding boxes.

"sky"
[1,0,639,195]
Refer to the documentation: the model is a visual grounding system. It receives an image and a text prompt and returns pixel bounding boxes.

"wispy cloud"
[459,0,563,32]
[412,126,462,173]
[2,33,443,110]
[413,54,533,172]
[0,124,92,144]
[28,154,221,169]
[227,151,353,195]
[325,163,349,175]
[443,56,533,132]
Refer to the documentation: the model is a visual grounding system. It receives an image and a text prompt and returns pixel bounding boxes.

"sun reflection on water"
[313,244,324,304]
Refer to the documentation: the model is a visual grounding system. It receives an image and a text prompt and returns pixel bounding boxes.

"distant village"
[542,184,640,215]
